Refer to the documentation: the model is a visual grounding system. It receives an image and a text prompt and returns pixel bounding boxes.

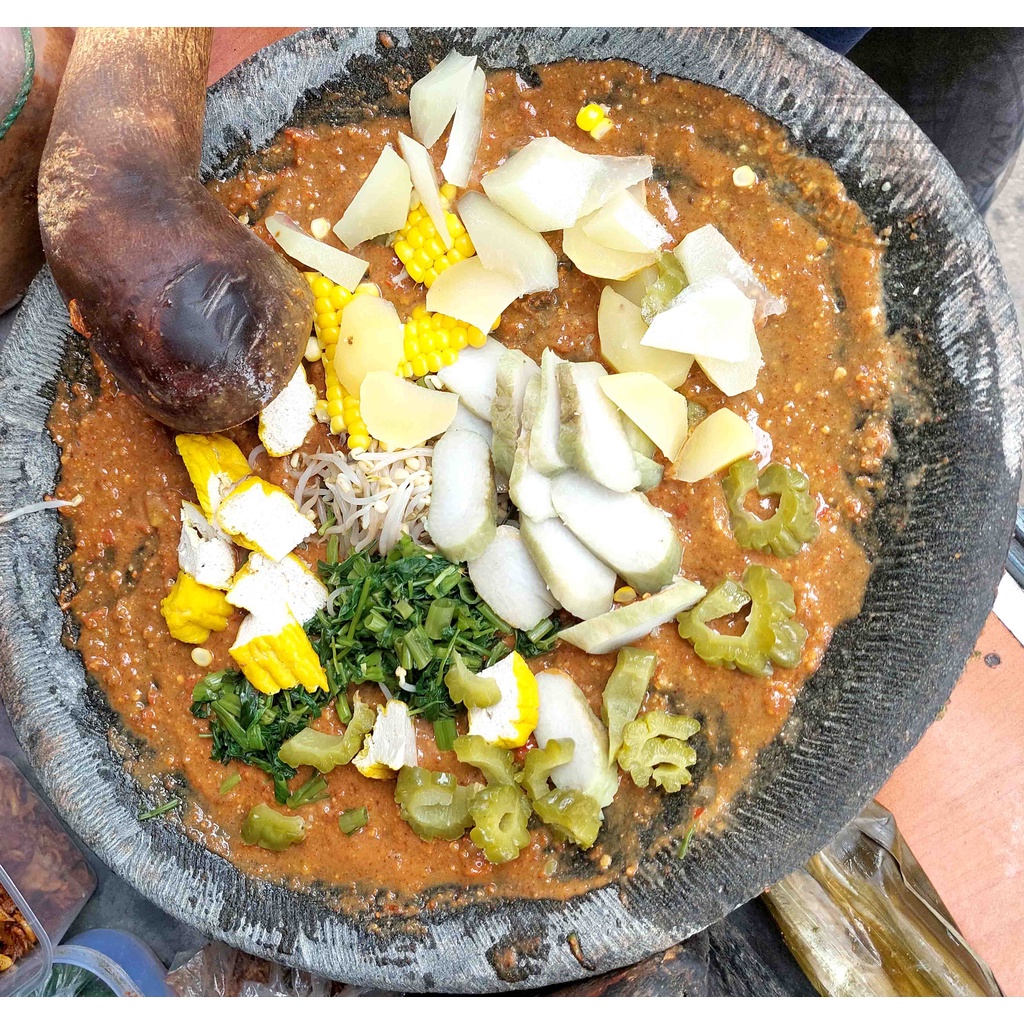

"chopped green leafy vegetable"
[240,802,306,851]
[190,667,336,804]
[309,535,557,726]
[338,806,370,835]
[137,798,180,821]
[219,772,241,795]
[286,772,329,808]
[640,251,688,323]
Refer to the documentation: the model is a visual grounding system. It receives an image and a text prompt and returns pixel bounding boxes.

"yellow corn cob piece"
[175,434,252,519]
[161,570,234,644]
[467,652,540,749]
[230,606,327,695]
[399,307,481,378]
[393,189,474,287]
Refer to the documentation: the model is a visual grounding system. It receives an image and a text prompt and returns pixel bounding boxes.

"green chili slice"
[219,772,241,795]
[338,806,369,835]
[677,565,806,676]
[453,734,517,786]
[468,784,532,864]
[601,647,657,765]
[240,802,306,851]
[641,251,688,324]
[517,738,575,801]
[532,788,603,851]
[394,766,478,841]
[277,700,375,772]
[617,711,700,793]
[444,650,500,708]
[723,459,820,557]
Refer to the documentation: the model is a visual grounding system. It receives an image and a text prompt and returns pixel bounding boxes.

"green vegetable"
[240,802,306,851]
[219,772,241,795]
[453,734,517,785]
[640,251,688,324]
[278,700,375,773]
[517,738,575,801]
[532,788,603,850]
[338,806,369,835]
[677,824,696,859]
[444,650,500,708]
[677,565,807,676]
[602,647,657,764]
[432,717,458,751]
[286,772,329,809]
[394,766,479,841]
[469,784,532,863]
[190,667,338,804]
[723,459,820,556]
[617,711,700,792]
[309,536,556,728]
[137,798,181,821]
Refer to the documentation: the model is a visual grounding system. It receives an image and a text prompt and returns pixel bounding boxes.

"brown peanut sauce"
[51,60,901,904]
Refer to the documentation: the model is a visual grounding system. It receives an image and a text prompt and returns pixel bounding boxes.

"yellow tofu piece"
[467,652,539,748]
[229,604,327,695]
[175,434,252,519]
[215,477,316,562]
[353,700,419,778]
[160,570,234,644]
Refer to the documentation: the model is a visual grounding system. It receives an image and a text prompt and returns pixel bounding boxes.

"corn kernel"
[314,399,330,423]
[316,311,338,330]
[311,276,332,298]
[327,398,344,418]
[395,240,415,263]
[440,182,458,202]
[576,102,606,132]
[304,336,321,361]
[454,234,475,257]
[433,255,452,277]
[423,236,444,260]
[440,348,458,366]
[330,415,346,434]
[425,351,443,373]
[468,326,486,347]
[404,338,420,359]
[413,305,427,319]
[314,296,333,315]
[310,217,331,239]
[355,282,381,297]
[451,327,469,350]
[349,433,370,451]
[446,213,464,237]
[303,271,317,284]
[590,118,614,140]
[342,395,359,410]
[320,325,340,345]
[407,206,423,225]
[423,268,438,288]
[191,646,213,668]
[448,248,464,265]
[400,361,414,377]
[406,226,424,249]
[614,586,638,604]
[329,285,351,307]
[492,315,502,330]
[411,355,429,377]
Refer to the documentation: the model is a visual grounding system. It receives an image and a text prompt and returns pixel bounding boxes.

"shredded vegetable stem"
[292,445,435,559]
[0,495,82,525]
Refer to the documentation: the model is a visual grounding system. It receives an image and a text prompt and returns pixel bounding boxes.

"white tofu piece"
[353,700,419,778]
[258,364,317,457]
[227,552,328,624]
[215,478,316,562]
[177,501,236,590]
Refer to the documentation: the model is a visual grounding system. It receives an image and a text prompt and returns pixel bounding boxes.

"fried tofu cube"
[258,364,318,458]
[215,477,315,562]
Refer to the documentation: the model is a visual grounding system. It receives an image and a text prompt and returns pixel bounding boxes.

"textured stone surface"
[0,27,1021,993]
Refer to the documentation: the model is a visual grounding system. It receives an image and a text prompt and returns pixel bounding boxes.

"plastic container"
[0,864,53,997]
[0,755,95,993]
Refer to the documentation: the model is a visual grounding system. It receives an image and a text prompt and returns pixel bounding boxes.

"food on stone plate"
[50,52,898,897]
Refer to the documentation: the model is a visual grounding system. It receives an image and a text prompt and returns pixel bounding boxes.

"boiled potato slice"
[426,255,521,335]
[359,372,458,449]
[581,155,654,216]
[332,144,412,248]
[481,137,599,232]
[598,371,689,462]
[458,191,558,295]
[598,287,692,389]
[580,188,671,253]
[441,68,486,188]
[398,132,452,248]
[641,276,756,362]
[669,408,757,483]
[409,51,477,148]
[563,221,659,281]
[606,265,658,307]
[265,213,368,291]
[333,294,405,395]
